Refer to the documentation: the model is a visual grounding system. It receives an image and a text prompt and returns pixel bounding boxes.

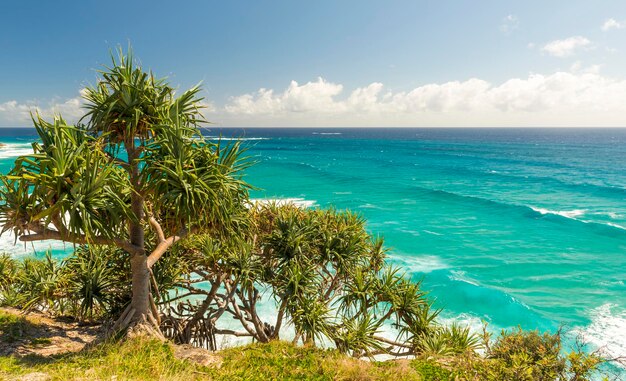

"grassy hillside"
[0,309,450,380]
[0,309,611,381]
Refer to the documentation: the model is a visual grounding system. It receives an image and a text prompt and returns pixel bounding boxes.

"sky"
[1,0,626,127]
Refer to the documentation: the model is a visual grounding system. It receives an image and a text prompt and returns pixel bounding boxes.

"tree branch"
[19,229,142,255]
[214,329,253,337]
[272,298,288,339]
[103,151,130,170]
[50,213,68,236]
[372,335,414,349]
[148,216,165,243]
[147,227,196,268]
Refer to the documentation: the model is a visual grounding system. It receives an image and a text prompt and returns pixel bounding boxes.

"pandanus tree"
[0,48,250,336]
[161,203,465,358]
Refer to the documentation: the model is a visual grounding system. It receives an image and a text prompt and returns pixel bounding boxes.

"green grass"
[0,335,457,381]
[0,309,608,381]
[28,337,52,346]
[0,306,459,381]
[212,341,435,381]
[0,312,34,343]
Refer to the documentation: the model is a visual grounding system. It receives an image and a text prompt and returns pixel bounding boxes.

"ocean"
[1,127,625,359]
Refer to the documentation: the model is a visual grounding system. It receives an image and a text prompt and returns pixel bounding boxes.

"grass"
[0,307,455,381]
[0,339,206,381]
[2,307,610,380]
[0,338,459,381]
[0,312,35,344]
[0,338,461,381]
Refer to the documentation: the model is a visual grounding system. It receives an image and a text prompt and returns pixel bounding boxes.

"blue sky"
[1,1,626,127]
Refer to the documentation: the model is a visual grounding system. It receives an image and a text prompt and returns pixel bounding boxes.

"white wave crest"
[576,303,626,359]
[449,270,481,286]
[530,207,586,219]
[423,230,443,236]
[390,254,448,273]
[605,222,626,230]
[0,142,33,159]
[248,197,316,208]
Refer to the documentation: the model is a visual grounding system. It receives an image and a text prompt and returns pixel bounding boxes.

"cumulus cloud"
[215,68,626,127]
[225,78,344,115]
[7,70,626,128]
[542,36,591,57]
[0,93,84,126]
[602,18,624,31]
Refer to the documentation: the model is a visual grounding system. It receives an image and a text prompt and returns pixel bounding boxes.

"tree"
[161,202,455,358]
[0,47,250,336]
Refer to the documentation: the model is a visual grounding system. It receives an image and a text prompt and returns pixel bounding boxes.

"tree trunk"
[129,248,151,316]
[111,143,162,338]
[129,184,149,321]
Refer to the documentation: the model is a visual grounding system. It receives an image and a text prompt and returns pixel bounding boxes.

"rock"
[173,344,223,368]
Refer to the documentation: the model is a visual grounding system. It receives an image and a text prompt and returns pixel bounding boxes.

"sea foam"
[390,254,448,273]
[576,304,626,360]
[0,230,69,257]
[0,143,33,159]
[530,207,587,219]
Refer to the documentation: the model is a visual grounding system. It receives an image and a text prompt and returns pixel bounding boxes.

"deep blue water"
[1,127,625,359]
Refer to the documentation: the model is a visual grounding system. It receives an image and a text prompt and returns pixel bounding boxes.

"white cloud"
[0,90,216,127]
[500,14,519,34]
[8,70,626,128]
[0,92,84,126]
[224,78,344,115]
[542,36,591,57]
[602,18,624,31]
[214,67,626,127]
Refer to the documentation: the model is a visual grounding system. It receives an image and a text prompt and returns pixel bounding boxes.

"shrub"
[455,328,604,381]
[0,253,21,307]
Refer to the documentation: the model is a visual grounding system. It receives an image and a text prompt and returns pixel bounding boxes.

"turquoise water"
[1,127,625,358]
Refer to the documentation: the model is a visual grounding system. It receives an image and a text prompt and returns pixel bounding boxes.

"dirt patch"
[0,307,102,357]
[0,307,222,371]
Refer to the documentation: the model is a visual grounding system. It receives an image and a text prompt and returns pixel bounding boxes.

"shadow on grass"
[0,312,40,344]
[0,309,101,362]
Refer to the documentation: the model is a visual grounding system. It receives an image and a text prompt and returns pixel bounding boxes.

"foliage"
[410,361,454,381]
[0,253,21,306]
[0,46,251,332]
[63,246,126,320]
[447,328,606,381]
[414,323,482,356]
[0,245,189,323]
[17,253,66,313]
[161,202,476,359]
[488,327,565,378]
